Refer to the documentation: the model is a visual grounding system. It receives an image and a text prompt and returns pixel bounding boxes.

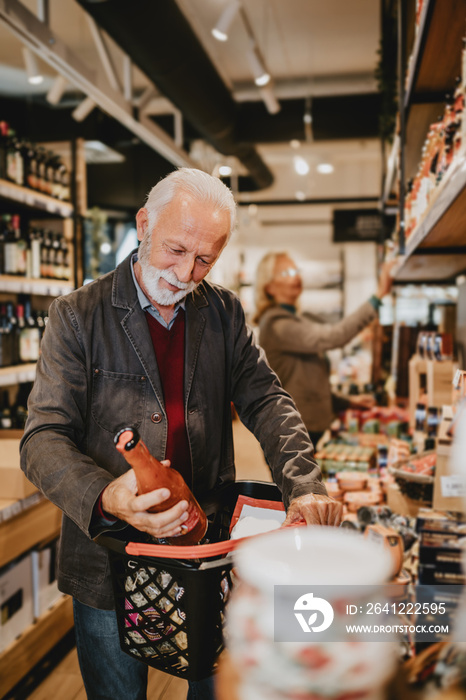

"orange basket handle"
[125,519,307,560]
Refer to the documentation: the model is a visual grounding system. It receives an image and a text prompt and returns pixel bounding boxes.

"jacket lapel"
[185,286,208,401]
[112,252,165,410]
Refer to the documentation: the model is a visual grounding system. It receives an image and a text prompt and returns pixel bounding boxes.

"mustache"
[158,268,192,290]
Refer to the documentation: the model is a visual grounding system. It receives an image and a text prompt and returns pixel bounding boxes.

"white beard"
[138,242,198,306]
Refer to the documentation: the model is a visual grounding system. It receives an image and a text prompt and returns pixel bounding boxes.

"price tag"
[441,475,466,498]
[453,369,463,389]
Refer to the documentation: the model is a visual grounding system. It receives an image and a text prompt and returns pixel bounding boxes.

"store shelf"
[0,595,73,699]
[402,0,465,179]
[0,274,73,296]
[394,157,466,281]
[0,363,36,387]
[0,497,61,569]
[404,0,464,110]
[0,178,73,218]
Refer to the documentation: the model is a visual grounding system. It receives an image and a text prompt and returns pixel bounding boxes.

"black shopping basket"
[96,480,282,681]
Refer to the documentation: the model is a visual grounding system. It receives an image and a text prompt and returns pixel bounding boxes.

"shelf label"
[441,475,466,498]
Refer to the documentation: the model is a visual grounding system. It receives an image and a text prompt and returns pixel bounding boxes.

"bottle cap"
[114,426,140,451]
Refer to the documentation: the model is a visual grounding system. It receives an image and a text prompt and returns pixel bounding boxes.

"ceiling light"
[295,191,306,201]
[212,0,241,41]
[72,96,96,122]
[247,47,270,87]
[303,112,312,124]
[259,84,280,113]
[84,140,125,163]
[219,165,232,176]
[46,75,67,105]
[23,47,43,85]
[317,163,334,174]
[293,155,310,176]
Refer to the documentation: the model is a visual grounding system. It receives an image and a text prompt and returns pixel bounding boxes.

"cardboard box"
[31,539,62,619]
[0,553,34,652]
[0,439,38,499]
[386,482,425,517]
[433,413,465,513]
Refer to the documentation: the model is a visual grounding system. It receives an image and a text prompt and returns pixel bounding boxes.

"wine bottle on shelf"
[0,121,9,180]
[6,301,18,365]
[29,227,42,279]
[13,382,31,429]
[61,235,71,280]
[0,216,6,274]
[25,142,39,191]
[0,391,13,429]
[57,159,70,201]
[40,230,52,278]
[0,306,13,368]
[35,309,46,342]
[3,215,17,275]
[23,299,40,362]
[51,233,62,279]
[114,426,208,546]
[14,215,27,277]
[6,128,24,186]
[16,303,29,363]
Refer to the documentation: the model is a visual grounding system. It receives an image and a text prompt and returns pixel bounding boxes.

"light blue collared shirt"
[130,253,185,330]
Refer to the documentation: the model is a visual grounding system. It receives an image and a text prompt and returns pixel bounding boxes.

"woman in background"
[253,251,393,447]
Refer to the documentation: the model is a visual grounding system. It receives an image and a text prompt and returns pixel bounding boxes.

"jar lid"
[233,525,393,593]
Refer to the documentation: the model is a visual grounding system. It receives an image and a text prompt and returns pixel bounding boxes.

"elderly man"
[20,168,341,700]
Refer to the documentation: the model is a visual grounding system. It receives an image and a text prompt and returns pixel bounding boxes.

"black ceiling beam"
[235,94,382,143]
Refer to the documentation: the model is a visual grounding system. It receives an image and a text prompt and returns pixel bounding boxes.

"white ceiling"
[0,0,383,203]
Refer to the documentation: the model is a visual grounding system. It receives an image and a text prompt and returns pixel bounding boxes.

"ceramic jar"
[225,526,399,700]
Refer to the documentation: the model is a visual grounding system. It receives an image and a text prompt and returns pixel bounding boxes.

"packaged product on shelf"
[31,538,62,619]
[0,552,34,653]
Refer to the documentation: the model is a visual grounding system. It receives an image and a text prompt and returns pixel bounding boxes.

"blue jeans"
[73,599,215,700]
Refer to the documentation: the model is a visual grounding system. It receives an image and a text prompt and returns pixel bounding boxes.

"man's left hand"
[283,493,343,527]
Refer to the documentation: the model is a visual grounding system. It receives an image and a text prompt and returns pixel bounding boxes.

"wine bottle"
[0,121,9,180]
[0,390,13,429]
[114,426,208,545]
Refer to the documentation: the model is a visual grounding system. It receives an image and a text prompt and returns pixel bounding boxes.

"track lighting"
[213,2,278,112]
[23,47,43,85]
[46,75,68,105]
[259,84,280,114]
[212,0,241,41]
[247,47,270,87]
[72,96,96,122]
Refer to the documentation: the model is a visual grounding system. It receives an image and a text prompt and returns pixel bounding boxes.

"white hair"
[144,167,236,237]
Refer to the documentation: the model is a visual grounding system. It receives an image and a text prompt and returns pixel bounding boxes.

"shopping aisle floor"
[16,418,271,700]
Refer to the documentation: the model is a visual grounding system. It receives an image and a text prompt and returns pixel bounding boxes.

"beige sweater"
[258,301,377,432]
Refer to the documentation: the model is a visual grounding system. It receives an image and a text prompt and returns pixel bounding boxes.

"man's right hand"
[101,467,189,539]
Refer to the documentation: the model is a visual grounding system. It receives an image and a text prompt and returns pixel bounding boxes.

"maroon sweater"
[95,309,192,523]
[146,310,192,487]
